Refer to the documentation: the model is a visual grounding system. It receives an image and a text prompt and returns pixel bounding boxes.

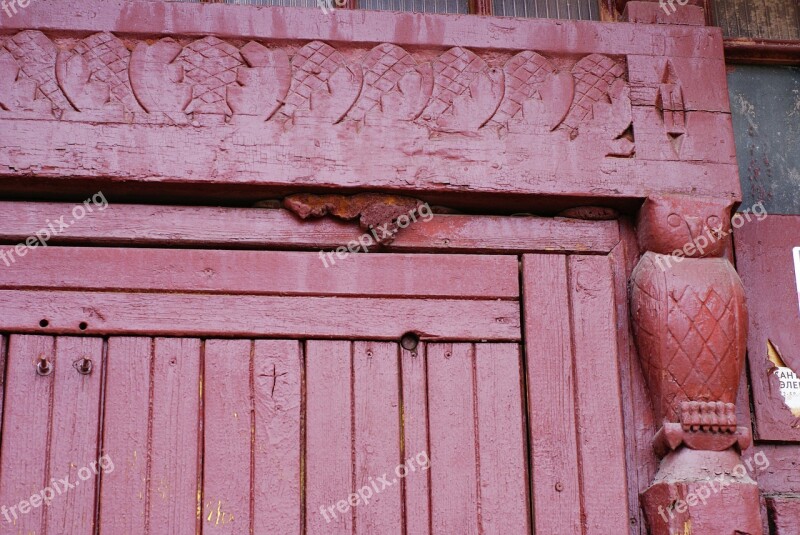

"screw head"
[36,356,52,376]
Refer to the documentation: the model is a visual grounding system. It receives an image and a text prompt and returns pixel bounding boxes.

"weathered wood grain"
[400,346,431,535]
[766,496,800,535]
[609,222,657,535]
[0,247,519,299]
[203,339,252,534]
[427,343,479,535]
[733,215,800,441]
[521,254,582,535]
[0,202,620,254]
[305,340,353,535]
[0,335,55,535]
[568,255,630,534]
[253,340,302,535]
[45,336,103,535]
[0,291,521,340]
[0,119,740,202]
[474,343,530,534]
[150,338,201,535]
[353,342,402,535]
[99,337,151,535]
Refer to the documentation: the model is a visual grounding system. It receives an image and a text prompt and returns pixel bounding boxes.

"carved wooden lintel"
[0,30,647,160]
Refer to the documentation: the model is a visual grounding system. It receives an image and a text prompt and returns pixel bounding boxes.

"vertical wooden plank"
[150,338,201,535]
[0,335,54,534]
[45,336,104,534]
[474,343,530,534]
[353,342,402,535]
[253,340,302,535]
[569,255,630,534]
[521,254,582,535]
[427,343,479,535]
[203,339,252,534]
[99,337,151,535]
[0,335,5,449]
[400,346,431,535]
[306,340,353,535]
[610,223,658,535]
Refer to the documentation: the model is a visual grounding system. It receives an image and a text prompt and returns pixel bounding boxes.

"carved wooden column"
[630,195,763,535]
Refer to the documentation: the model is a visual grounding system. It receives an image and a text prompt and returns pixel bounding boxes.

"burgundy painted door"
[0,247,630,534]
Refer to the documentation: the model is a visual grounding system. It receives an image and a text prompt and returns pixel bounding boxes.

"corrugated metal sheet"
[169,0,319,7]
[492,0,599,20]
[358,0,467,13]
[713,0,800,40]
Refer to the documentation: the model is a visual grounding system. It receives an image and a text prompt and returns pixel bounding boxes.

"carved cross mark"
[259,363,288,398]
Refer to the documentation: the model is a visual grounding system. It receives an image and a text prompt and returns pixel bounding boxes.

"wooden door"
[0,247,631,534]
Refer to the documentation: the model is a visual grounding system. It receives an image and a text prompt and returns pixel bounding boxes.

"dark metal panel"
[728,65,800,215]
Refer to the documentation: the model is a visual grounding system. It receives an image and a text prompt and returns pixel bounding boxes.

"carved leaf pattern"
[419,46,504,131]
[0,30,640,154]
[630,253,746,424]
[65,32,142,113]
[2,30,73,116]
[350,43,431,122]
[179,36,244,115]
[280,41,350,120]
[561,53,626,133]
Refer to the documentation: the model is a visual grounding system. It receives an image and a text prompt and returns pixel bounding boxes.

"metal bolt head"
[73,357,93,375]
[36,356,52,376]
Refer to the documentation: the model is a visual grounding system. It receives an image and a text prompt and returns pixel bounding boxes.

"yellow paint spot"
[768,340,800,416]
[205,499,234,526]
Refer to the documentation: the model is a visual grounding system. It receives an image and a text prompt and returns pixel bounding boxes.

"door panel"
[522,254,631,535]
[0,248,633,534]
[0,291,519,340]
[0,335,103,535]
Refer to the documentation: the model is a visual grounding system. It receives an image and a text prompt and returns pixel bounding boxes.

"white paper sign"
[775,367,800,412]
[795,247,800,315]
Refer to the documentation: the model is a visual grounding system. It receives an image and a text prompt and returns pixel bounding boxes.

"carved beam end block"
[640,449,763,535]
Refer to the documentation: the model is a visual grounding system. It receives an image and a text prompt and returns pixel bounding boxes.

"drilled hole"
[79,322,88,331]
[400,332,419,351]
[39,319,49,328]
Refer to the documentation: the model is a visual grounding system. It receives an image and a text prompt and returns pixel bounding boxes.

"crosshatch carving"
[0,30,666,158]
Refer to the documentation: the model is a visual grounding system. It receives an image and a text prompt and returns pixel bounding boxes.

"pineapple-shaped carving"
[280,41,361,123]
[58,32,142,113]
[419,46,504,132]
[349,43,432,123]
[630,253,748,425]
[561,53,626,133]
[2,30,72,116]
[178,36,244,115]
[489,50,573,132]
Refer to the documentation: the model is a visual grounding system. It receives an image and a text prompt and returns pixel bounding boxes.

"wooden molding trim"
[0,202,621,254]
[724,38,800,65]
